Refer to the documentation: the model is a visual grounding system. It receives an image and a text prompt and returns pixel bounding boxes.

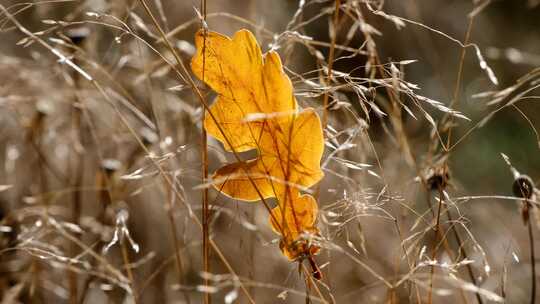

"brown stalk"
[68,45,84,304]
[443,17,475,149]
[527,209,536,304]
[427,187,444,304]
[27,103,47,303]
[200,1,211,304]
[514,174,538,304]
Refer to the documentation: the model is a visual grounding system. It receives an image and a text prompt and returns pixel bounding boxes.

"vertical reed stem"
[526,202,537,304]
[200,1,210,303]
[69,48,84,304]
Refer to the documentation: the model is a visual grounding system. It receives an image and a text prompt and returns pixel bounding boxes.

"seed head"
[513,175,534,199]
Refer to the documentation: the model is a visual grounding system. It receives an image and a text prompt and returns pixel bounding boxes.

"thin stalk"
[166,176,191,304]
[248,206,256,301]
[69,52,84,304]
[32,110,47,303]
[444,17,474,149]
[447,207,484,304]
[121,241,138,304]
[393,220,422,304]
[427,188,444,304]
[301,263,329,304]
[23,99,48,303]
[304,266,312,304]
[200,1,210,304]
[526,202,537,304]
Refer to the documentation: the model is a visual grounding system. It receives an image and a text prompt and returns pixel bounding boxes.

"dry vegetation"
[1,0,540,303]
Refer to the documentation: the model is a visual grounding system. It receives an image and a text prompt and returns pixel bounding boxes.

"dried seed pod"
[513,175,534,199]
[426,166,450,191]
[65,27,90,46]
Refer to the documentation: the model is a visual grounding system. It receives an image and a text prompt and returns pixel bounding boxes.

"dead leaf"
[191,29,324,260]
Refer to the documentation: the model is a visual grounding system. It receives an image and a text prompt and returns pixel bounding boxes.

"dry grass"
[1,0,540,303]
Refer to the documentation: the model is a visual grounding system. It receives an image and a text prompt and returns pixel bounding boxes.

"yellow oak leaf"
[191,29,324,262]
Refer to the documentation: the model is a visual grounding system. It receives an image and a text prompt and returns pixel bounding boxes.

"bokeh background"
[0,0,539,303]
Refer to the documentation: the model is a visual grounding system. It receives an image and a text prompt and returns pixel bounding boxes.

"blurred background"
[0,0,539,303]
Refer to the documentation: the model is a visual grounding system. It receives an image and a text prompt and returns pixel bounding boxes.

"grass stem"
[200,2,211,304]
[526,203,537,304]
